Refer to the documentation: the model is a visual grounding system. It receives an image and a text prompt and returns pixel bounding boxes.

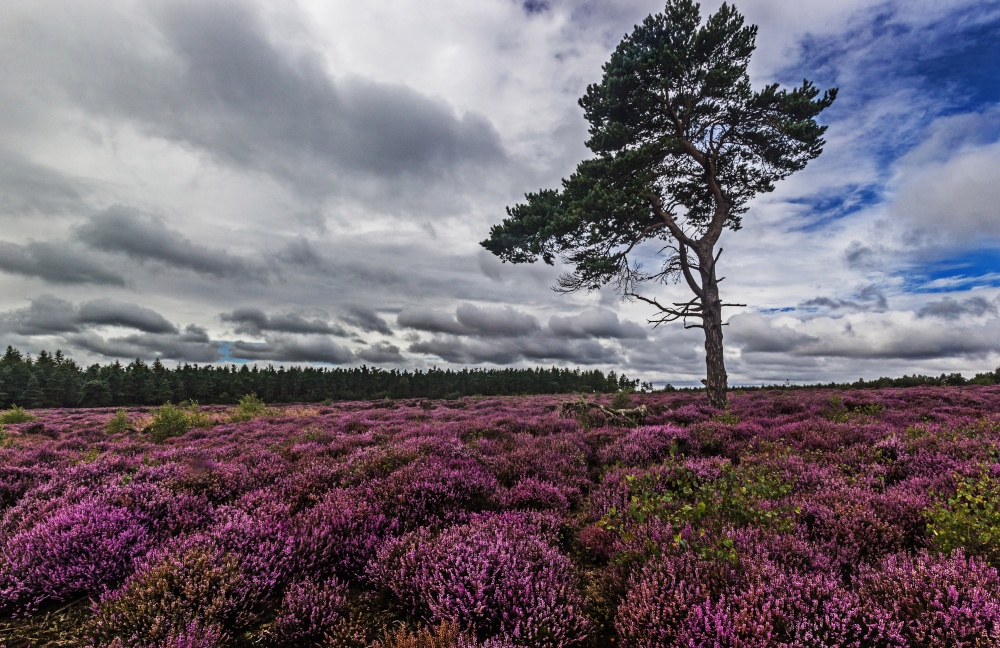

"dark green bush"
[610,389,634,410]
[104,408,133,435]
[229,393,268,422]
[144,403,192,443]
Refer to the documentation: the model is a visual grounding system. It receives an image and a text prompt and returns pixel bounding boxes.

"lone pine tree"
[482,0,836,409]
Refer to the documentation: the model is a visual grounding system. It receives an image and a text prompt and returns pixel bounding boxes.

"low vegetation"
[1,386,1000,646]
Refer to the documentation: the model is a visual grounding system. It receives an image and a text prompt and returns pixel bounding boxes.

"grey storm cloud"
[800,285,888,313]
[0,240,126,286]
[397,308,468,335]
[356,342,404,364]
[727,313,822,354]
[339,305,393,336]
[0,296,82,336]
[77,299,179,334]
[549,309,647,339]
[0,297,218,363]
[843,242,884,271]
[455,304,541,337]
[0,296,177,336]
[220,307,349,336]
[398,304,540,338]
[409,334,619,365]
[729,312,1000,361]
[76,207,264,280]
[0,149,84,217]
[42,1,504,199]
[918,296,998,320]
[67,325,221,363]
[229,336,355,364]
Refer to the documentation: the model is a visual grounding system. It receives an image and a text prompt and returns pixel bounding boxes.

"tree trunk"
[701,279,729,410]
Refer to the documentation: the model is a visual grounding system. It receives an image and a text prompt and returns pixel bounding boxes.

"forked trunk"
[701,281,729,410]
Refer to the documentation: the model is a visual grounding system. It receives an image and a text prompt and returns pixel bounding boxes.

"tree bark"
[700,265,729,410]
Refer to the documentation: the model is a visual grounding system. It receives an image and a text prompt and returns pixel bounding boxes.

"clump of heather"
[371,512,589,647]
[501,477,572,514]
[295,488,395,581]
[90,538,255,647]
[266,577,349,646]
[671,560,860,647]
[0,497,152,614]
[375,621,517,648]
[368,455,498,530]
[614,547,734,647]
[597,424,693,467]
[852,549,1000,646]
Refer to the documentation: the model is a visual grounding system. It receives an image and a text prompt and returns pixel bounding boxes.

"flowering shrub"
[371,513,589,647]
[596,424,693,467]
[90,539,254,647]
[0,497,152,613]
[368,455,498,530]
[853,549,1000,646]
[375,621,517,648]
[295,488,394,581]
[267,577,350,646]
[1,387,1000,644]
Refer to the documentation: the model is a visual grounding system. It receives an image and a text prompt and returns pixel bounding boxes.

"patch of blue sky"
[787,184,882,232]
[904,15,1000,116]
[904,248,1000,293]
[773,6,1000,233]
[216,342,250,365]
[759,306,796,314]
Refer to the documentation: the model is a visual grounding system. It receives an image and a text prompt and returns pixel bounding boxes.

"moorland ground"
[1,386,999,646]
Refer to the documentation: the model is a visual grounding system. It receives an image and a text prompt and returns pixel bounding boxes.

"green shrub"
[183,401,213,429]
[600,461,798,547]
[819,394,850,422]
[105,408,134,434]
[610,389,634,410]
[927,469,1000,568]
[711,411,739,425]
[821,394,883,422]
[0,404,36,424]
[144,403,192,443]
[230,393,268,422]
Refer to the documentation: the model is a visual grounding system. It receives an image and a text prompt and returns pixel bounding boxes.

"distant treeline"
[0,346,640,409]
[726,370,1000,392]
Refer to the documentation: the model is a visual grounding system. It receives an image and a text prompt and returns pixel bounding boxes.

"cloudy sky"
[2,0,1000,386]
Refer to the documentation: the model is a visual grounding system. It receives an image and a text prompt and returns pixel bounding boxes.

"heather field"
[2,387,1000,647]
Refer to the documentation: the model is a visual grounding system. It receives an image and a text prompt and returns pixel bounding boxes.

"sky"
[2,0,1000,387]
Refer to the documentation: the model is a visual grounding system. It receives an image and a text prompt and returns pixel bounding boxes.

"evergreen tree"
[23,373,44,409]
[482,0,835,408]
